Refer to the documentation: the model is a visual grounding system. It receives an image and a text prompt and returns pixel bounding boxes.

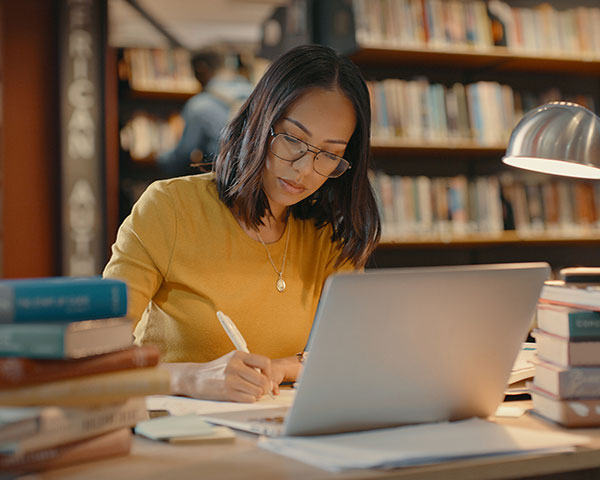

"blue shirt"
[158,75,253,177]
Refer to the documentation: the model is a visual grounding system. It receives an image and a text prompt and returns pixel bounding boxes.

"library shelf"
[347,0,600,268]
[371,138,506,157]
[125,88,198,102]
[351,45,600,75]
[378,232,600,250]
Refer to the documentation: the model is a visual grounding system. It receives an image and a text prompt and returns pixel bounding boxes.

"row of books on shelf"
[353,0,600,57]
[354,0,492,50]
[121,48,201,93]
[530,281,600,427]
[371,171,600,240]
[368,78,596,145]
[120,112,184,162]
[486,1,600,56]
[0,276,171,473]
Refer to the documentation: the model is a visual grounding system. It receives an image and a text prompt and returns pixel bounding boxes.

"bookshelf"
[342,0,600,270]
[379,232,600,249]
[371,138,506,156]
[351,46,600,75]
[107,1,600,271]
[116,47,199,222]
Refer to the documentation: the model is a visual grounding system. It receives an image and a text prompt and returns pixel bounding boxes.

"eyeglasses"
[269,127,351,178]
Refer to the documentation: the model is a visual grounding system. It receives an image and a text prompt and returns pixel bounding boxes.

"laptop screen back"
[284,262,550,436]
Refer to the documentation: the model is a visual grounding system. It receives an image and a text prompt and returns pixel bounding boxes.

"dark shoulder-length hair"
[215,44,380,267]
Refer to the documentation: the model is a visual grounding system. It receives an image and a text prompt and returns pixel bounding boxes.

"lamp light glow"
[502,102,600,179]
[502,157,600,179]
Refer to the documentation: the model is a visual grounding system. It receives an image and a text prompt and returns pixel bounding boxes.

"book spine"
[531,388,600,427]
[558,368,600,398]
[0,345,160,388]
[0,278,127,323]
[533,360,600,398]
[539,286,600,312]
[0,428,132,473]
[566,311,600,338]
[3,397,147,455]
[0,324,68,358]
[535,330,600,366]
[538,306,600,339]
[538,298,600,313]
[0,367,171,407]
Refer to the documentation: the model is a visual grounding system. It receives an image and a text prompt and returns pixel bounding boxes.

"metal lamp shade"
[502,102,600,179]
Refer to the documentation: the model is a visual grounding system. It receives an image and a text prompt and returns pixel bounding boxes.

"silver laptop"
[201,262,550,436]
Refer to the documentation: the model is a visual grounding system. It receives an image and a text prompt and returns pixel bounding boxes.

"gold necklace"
[256,223,291,293]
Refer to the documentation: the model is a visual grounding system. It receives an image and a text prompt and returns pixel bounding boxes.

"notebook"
[201,262,550,437]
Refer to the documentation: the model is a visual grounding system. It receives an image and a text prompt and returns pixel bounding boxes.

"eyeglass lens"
[270,133,348,178]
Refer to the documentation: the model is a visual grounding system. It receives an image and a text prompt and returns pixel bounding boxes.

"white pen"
[216,310,275,399]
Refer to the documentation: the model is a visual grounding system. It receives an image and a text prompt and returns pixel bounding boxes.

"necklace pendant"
[276,277,286,292]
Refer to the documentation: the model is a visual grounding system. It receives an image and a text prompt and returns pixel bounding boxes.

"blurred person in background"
[158,47,253,177]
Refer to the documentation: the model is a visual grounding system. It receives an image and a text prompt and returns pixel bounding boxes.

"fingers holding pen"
[162,351,277,402]
[242,352,278,398]
[216,311,276,399]
[224,351,274,400]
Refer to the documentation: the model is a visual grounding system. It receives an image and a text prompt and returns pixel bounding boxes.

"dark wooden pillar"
[1,0,60,278]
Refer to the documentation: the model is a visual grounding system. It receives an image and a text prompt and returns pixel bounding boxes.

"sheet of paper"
[512,342,537,372]
[258,417,589,472]
[146,389,296,416]
[506,343,537,391]
[494,405,527,418]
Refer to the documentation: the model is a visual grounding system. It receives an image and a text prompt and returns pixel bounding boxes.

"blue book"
[537,304,600,340]
[0,319,133,358]
[0,277,127,323]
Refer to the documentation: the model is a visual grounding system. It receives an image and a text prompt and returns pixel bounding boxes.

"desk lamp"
[502,101,600,179]
[502,101,600,281]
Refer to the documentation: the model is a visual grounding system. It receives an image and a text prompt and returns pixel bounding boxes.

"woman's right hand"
[161,350,274,403]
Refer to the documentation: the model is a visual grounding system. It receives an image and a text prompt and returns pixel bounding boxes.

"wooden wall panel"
[1,0,60,278]
[105,46,119,255]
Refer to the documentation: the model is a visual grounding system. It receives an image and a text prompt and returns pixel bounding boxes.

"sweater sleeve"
[103,181,177,325]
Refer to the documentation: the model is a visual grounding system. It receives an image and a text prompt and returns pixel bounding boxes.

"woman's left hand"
[270,356,302,394]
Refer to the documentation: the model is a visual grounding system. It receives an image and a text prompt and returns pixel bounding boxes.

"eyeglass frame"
[268,127,352,179]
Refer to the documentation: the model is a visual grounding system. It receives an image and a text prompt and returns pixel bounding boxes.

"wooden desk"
[36,401,600,480]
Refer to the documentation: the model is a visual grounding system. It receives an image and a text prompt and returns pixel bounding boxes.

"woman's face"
[262,87,356,218]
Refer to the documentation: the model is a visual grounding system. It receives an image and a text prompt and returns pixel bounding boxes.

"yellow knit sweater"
[103,173,354,362]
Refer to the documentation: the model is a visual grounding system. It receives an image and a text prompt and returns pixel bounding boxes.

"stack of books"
[0,277,171,473]
[530,281,600,427]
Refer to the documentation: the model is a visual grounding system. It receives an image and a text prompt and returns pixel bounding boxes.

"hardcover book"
[0,367,171,407]
[0,276,127,323]
[0,427,132,473]
[0,318,134,359]
[0,396,147,455]
[0,345,160,388]
[530,385,600,427]
[539,281,600,311]
[537,304,600,340]
[534,329,600,367]
[533,359,600,399]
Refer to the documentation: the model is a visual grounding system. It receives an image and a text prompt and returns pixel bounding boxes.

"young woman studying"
[103,45,381,402]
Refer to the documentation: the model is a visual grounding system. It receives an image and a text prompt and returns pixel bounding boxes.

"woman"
[103,44,381,402]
